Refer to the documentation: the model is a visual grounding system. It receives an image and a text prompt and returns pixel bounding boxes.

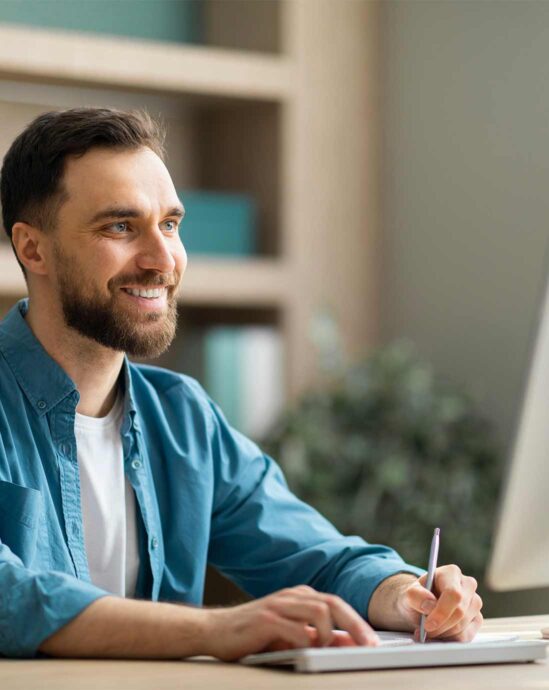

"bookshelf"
[0,22,293,100]
[0,244,289,306]
[0,0,380,406]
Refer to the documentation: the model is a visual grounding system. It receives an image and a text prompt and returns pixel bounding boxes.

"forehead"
[61,146,178,216]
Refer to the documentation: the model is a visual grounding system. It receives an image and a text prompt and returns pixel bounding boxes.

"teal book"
[0,0,203,45]
[178,190,256,256]
[203,326,285,440]
[204,327,242,432]
[239,327,284,441]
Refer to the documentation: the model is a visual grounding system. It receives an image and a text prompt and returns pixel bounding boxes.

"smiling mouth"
[121,287,168,300]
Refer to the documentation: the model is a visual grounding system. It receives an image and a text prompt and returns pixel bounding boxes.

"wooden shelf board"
[178,256,289,308]
[0,245,26,295]
[0,24,294,102]
[0,245,289,309]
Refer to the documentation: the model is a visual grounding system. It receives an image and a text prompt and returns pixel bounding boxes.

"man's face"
[47,146,187,358]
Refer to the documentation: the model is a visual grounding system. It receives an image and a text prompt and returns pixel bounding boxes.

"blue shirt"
[0,298,423,657]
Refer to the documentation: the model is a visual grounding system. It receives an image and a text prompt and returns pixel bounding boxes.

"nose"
[135,227,177,275]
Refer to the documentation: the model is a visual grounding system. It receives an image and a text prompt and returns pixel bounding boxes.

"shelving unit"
[0,22,294,100]
[0,244,289,307]
[0,0,379,403]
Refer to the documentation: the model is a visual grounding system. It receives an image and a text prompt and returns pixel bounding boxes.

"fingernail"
[421,600,436,614]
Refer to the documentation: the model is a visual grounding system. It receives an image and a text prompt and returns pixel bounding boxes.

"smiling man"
[0,108,483,659]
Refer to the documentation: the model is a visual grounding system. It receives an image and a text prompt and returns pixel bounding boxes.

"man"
[0,108,482,659]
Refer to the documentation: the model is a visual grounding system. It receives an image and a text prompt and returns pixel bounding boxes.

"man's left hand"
[369,565,483,642]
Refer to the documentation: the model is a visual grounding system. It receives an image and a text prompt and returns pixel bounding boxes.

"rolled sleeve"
[205,394,425,621]
[307,543,425,619]
[0,543,110,658]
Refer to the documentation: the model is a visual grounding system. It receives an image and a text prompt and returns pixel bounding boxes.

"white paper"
[377,630,519,646]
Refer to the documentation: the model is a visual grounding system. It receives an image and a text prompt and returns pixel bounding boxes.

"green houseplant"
[261,331,503,582]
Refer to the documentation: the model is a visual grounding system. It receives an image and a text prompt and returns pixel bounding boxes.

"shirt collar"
[0,298,138,423]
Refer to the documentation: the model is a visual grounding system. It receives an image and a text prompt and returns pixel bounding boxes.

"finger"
[424,589,476,638]
[436,591,482,639]
[329,630,360,647]
[412,567,470,620]
[403,579,438,618]
[438,612,484,643]
[424,575,478,637]
[413,611,484,644]
[274,587,379,646]
[263,615,316,651]
[322,594,379,646]
[304,628,359,648]
[270,596,334,647]
[437,603,484,641]
[424,569,474,634]
[292,585,318,596]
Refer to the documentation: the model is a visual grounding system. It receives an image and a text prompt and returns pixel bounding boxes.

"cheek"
[175,243,187,276]
[91,247,128,289]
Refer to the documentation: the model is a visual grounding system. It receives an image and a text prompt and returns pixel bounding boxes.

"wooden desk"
[1,616,548,690]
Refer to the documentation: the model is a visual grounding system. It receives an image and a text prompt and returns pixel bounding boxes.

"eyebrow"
[88,205,185,225]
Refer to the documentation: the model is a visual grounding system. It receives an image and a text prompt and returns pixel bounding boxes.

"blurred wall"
[380,0,549,616]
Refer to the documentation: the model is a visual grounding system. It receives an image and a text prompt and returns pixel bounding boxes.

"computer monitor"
[486,269,549,591]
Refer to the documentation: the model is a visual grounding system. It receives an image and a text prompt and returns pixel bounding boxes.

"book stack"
[177,190,256,256]
[0,0,203,45]
[176,326,284,441]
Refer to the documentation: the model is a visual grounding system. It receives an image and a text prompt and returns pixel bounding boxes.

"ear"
[11,222,49,277]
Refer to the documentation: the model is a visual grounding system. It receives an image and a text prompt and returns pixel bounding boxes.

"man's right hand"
[202,584,380,661]
[38,586,378,660]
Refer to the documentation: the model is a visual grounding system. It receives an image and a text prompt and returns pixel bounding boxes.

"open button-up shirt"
[0,298,423,657]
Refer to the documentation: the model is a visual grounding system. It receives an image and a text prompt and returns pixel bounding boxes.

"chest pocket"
[0,480,42,565]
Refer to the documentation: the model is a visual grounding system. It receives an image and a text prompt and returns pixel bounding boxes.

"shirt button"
[71,522,80,537]
[37,400,47,410]
[131,458,142,470]
[151,536,159,550]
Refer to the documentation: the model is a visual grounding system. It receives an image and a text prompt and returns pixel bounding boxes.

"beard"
[53,241,179,358]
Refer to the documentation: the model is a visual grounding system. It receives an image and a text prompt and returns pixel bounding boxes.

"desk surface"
[1,615,548,690]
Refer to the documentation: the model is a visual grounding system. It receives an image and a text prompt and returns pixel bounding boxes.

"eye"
[109,221,129,233]
[163,219,180,233]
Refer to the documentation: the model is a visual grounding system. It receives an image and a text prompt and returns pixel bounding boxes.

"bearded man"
[0,108,482,659]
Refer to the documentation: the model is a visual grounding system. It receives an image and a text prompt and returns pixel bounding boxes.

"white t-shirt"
[74,390,140,597]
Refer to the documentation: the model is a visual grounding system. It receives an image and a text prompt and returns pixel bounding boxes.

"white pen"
[419,527,440,644]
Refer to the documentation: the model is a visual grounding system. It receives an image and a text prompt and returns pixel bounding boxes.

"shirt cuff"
[3,571,111,658]
[331,557,426,624]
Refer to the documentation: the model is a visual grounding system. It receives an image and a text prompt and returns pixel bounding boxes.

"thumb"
[404,579,438,615]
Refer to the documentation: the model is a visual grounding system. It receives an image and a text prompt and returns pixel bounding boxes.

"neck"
[25,294,124,417]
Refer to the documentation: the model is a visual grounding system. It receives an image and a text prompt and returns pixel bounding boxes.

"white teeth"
[123,287,165,299]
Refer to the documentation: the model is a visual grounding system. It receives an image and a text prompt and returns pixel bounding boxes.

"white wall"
[381,0,549,616]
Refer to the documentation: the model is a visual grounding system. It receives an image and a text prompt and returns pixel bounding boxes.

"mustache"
[111,272,180,289]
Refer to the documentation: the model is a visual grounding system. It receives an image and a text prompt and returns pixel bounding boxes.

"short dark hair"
[0,107,166,275]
